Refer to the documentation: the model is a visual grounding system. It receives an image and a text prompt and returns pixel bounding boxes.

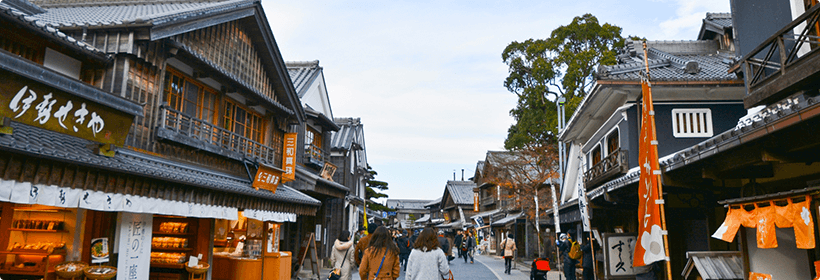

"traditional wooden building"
[0,0,321,279]
[330,117,370,233]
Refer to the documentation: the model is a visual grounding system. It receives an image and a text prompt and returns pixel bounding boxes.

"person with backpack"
[329,230,355,280]
[502,233,517,274]
[396,229,412,271]
[530,253,551,280]
[558,231,579,280]
[581,234,597,280]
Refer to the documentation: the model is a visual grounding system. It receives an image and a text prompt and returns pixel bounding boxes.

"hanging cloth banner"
[749,272,772,280]
[712,207,741,242]
[793,195,815,249]
[634,79,666,267]
[712,195,815,249]
[754,202,777,249]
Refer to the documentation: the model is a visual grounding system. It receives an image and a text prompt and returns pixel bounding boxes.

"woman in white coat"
[405,228,450,280]
[329,230,355,280]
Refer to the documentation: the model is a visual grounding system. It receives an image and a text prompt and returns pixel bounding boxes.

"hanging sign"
[473,191,480,212]
[90,237,110,264]
[282,132,297,182]
[253,163,282,193]
[320,162,337,181]
[0,72,134,146]
[117,213,153,280]
[604,233,650,278]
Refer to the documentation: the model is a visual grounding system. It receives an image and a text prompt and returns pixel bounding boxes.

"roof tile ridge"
[150,0,251,25]
[647,47,688,69]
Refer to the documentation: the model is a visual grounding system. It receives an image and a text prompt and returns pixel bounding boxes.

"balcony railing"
[157,105,277,164]
[584,148,629,189]
[304,143,325,167]
[739,4,820,108]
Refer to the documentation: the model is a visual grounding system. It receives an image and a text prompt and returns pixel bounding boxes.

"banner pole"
[590,230,598,280]
[642,41,673,280]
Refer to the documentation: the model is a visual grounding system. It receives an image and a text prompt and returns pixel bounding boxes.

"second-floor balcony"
[157,105,278,164]
[740,4,820,108]
[584,148,629,189]
[304,143,325,168]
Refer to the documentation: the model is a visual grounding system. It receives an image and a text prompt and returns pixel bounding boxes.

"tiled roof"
[29,0,251,28]
[386,199,433,210]
[424,197,442,207]
[704,12,732,31]
[286,60,321,98]
[0,121,321,207]
[491,212,523,226]
[597,40,737,82]
[0,2,106,59]
[330,117,363,151]
[445,180,476,206]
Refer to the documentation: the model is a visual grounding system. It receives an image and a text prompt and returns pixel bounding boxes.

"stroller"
[530,258,550,280]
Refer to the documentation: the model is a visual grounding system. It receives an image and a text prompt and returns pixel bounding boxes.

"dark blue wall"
[731,0,793,58]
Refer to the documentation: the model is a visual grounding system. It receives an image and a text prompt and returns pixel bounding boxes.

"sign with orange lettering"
[282,132,297,182]
[253,163,282,193]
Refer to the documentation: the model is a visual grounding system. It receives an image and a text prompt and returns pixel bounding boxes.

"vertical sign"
[604,233,649,278]
[117,213,153,280]
[473,191,480,212]
[577,156,591,231]
[282,132,297,182]
[253,163,282,193]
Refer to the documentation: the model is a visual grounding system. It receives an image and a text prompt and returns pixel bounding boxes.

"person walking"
[502,233,517,274]
[581,234,597,280]
[405,228,450,280]
[454,230,464,259]
[558,231,579,280]
[437,230,452,262]
[329,230,355,280]
[359,226,401,280]
[354,223,377,267]
[462,231,475,263]
[396,229,412,271]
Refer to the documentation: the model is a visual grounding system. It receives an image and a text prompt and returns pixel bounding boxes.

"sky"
[262,0,730,201]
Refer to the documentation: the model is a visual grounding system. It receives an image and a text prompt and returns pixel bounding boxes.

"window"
[305,126,322,148]
[224,99,264,143]
[672,109,713,138]
[607,129,620,155]
[590,145,602,167]
[164,69,218,123]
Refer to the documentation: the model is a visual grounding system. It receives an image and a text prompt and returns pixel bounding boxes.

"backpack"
[568,240,583,260]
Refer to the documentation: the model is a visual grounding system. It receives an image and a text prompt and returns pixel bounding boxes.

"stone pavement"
[296,253,565,280]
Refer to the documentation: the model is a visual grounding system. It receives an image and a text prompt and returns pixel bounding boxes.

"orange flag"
[774,200,794,228]
[792,195,815,249]
[634,78,666,267]
[712,207,741,242]
[755,202,777,249]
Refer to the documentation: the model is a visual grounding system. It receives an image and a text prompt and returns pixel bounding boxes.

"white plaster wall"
[746,227,811,279]
[43,48,81,79]
[301,75,333,118]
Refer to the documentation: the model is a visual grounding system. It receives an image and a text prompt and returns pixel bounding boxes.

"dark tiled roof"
[704,12,732,30]
[0,121,320,206]
[330,117,363,151]
[597,40,737,82]
[491,212,523,226]
[29,0,250,28]
[286,60,321,98]
[424,197,442,207]
[386,199,434,210]
[0,3,106,59]
[445,180,476,205]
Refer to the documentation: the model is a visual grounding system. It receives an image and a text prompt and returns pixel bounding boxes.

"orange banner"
[473,192,479,212]
[634,80,666,267]
[253,164,282,193]
[282,132,297,182]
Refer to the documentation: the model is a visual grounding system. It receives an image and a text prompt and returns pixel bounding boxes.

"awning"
[436,221,462,228]
[492,212,524,227]
[470,209,501,220]
[415,214,431,223]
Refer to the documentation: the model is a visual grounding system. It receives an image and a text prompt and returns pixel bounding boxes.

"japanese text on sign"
[282,132,297,182]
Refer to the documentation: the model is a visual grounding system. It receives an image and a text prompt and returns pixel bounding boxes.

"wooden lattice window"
[672,108,713,138]
[224,99,264,143]
[164,69,219,124]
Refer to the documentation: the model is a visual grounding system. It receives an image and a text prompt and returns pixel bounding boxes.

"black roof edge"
[306,109,340,131]
[0,7,110,63]
[3,0,45,15]
[0,50,144,117]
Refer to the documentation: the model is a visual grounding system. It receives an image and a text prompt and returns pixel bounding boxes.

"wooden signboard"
[253,163,282,193]
[603,232,650,279]
[293,233,319,277]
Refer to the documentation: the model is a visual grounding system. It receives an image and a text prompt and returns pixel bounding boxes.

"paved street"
[300,252,564,280]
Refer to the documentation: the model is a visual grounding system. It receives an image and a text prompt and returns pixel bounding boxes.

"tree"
[483,145,559,256]
[502,14,628,149]
[365,164,393,212]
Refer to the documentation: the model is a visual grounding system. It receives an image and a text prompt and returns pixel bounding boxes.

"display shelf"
[151,247,193,252]
[152,232,193,236]
[10,229,68,233]
[150,263,185,269]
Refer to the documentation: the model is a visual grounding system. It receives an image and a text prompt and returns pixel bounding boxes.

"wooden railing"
[158,105,277,164]
[584,149,629,189]
[739,4,820,107]
[304,143,324,167]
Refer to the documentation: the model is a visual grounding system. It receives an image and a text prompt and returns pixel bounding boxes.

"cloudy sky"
[262,0,730,201]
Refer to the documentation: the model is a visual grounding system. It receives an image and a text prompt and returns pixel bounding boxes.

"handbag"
[442,270,454,280]
[328,248,349,280]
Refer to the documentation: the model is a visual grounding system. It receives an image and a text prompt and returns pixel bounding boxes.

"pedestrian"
[530,252,551,280]
[355,223,377,266]
[437,230,453,262]
[359,226,401,280]
[462,231,474,263]
[454,230,463,259]
[581,234,597,280]
[396,229,412,271]
[329,230,355,280]
[502,233,517,274]
[409,229,419,246]
[405,228,450,280]
[558,231,579,280]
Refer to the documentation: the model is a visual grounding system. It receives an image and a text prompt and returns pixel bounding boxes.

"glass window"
[224,99,264,143]
[591,145,602,167]
[164,69,219,123]
[607,129,619,155]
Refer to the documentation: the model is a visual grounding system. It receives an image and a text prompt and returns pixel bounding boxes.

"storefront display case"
[149,216,209,280]
[0,204,75,280]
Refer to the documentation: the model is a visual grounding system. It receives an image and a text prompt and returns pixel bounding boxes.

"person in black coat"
[580,234,597,280]
[558,231,578,280]
[437,229,453,262]
[454,230,464,259]
[396,229,412,271]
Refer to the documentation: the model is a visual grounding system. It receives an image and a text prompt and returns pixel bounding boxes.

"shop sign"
[0,74,134,146]
[603,233,650,278]
[473,192,479,212]
[282,132,297,182]
[320,162,337,181]
[253,163,282,193]
[117,212,153,280]
[91,237,110,264]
